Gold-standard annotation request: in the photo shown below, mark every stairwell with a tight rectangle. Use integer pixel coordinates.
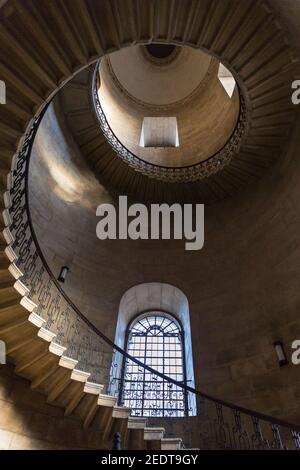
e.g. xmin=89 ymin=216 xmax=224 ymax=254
xmin=0 ymin=0 xmax=300 ymax=451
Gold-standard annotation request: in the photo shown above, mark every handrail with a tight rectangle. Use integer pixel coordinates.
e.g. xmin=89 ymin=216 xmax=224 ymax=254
xmin=8 ymin=64 xmax=300 ymax=438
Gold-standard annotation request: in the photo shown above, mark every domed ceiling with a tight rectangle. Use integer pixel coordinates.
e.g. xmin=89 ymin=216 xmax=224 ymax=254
xmin=106 ymin=44 xmax=213 ymax=107
xmin=97 ymin=45 xmax=240 ymax=169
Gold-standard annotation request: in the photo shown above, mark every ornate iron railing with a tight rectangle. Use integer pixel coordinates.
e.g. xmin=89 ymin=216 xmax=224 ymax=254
xmin=8 ymin=110 xmax=113 ymax=386
xmin=92 ymin=61 xmax=248 ymax=183
xmin=4 ymin=76 xmax=300 ymax=450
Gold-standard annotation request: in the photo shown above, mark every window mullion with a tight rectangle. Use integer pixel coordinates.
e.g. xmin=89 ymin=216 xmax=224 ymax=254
xmin=141 ymin=333 xmax=147 ymax=415
xmin=163 ymin=331 xmax=165 ymax=417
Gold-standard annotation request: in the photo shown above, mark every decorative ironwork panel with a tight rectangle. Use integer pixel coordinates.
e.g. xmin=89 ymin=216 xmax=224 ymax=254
xmin=121 ymin=314 xmax=186 ymax=417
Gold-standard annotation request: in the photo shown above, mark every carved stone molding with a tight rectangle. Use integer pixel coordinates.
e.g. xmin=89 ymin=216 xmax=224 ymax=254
xmin=140 ymin=44 xmax=181 ymax=66
xmin=102 ymin=53 xmax=219 ymax=112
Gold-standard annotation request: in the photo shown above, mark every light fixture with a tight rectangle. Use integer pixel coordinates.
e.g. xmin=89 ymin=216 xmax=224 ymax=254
xmin=58 ymin=266 xmax=69 ymax=283
xmin=273 ymin=341 xmax=288 ymax=367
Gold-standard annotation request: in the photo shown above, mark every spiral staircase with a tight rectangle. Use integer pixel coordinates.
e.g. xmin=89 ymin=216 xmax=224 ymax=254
xmin=1 ymin=0 xmax=300 ymax=450
xmin=59 ymin=50 xmax=296 ymax=204
xmin=0 ymin=185 xmax=185 ymax=450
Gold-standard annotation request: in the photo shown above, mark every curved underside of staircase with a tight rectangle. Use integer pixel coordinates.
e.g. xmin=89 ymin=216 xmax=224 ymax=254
xmin=0 ymin=0 xmax=299 ymax=203
xmin=0 ymin=0 xmax=300 ymax=450
xmin=59 ymin=48 xmax=297 ymax=204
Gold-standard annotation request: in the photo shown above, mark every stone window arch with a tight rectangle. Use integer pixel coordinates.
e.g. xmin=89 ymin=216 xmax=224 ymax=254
xmin=110 ymin=283 xmax=196 ymax=416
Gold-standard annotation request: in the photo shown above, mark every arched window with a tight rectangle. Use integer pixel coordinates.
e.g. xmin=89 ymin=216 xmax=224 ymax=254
xmin=120 ymin=312 xmax=187 ymax=417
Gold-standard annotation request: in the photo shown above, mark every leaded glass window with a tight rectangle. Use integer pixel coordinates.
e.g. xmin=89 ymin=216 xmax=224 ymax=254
xmin=120 ymin=313 xmax=187 ymax=417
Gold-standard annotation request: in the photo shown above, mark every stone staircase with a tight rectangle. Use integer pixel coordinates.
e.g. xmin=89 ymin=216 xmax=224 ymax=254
xmin=0 ymin=0 xmax=299 ymax=450
xmin=0 ymin=99 xmax=188 ymax=448
xmin=0 ymin=218 xmax=185 ymax=449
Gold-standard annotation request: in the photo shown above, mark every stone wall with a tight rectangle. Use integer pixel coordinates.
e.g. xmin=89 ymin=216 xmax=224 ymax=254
xmin=28 ymin=95 xmax=300 ymax=424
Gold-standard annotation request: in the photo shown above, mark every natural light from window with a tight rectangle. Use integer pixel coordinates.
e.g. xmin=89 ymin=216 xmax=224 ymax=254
xmin=121 ymin=313 xmax=186 ymax=417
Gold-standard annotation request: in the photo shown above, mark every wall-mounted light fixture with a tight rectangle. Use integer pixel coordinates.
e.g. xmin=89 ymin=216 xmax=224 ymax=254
xmin=58 ymin=266 xmax=69 ymax=283
xmin=273 ymin=341 xmax=288 ymax=367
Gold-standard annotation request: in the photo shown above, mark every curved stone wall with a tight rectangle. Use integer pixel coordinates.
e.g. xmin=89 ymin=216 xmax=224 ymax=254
xmin=28 ymin=100 xmax=115 ymax=339
xmin=29 ymin=91 xmax=300 ymax=423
